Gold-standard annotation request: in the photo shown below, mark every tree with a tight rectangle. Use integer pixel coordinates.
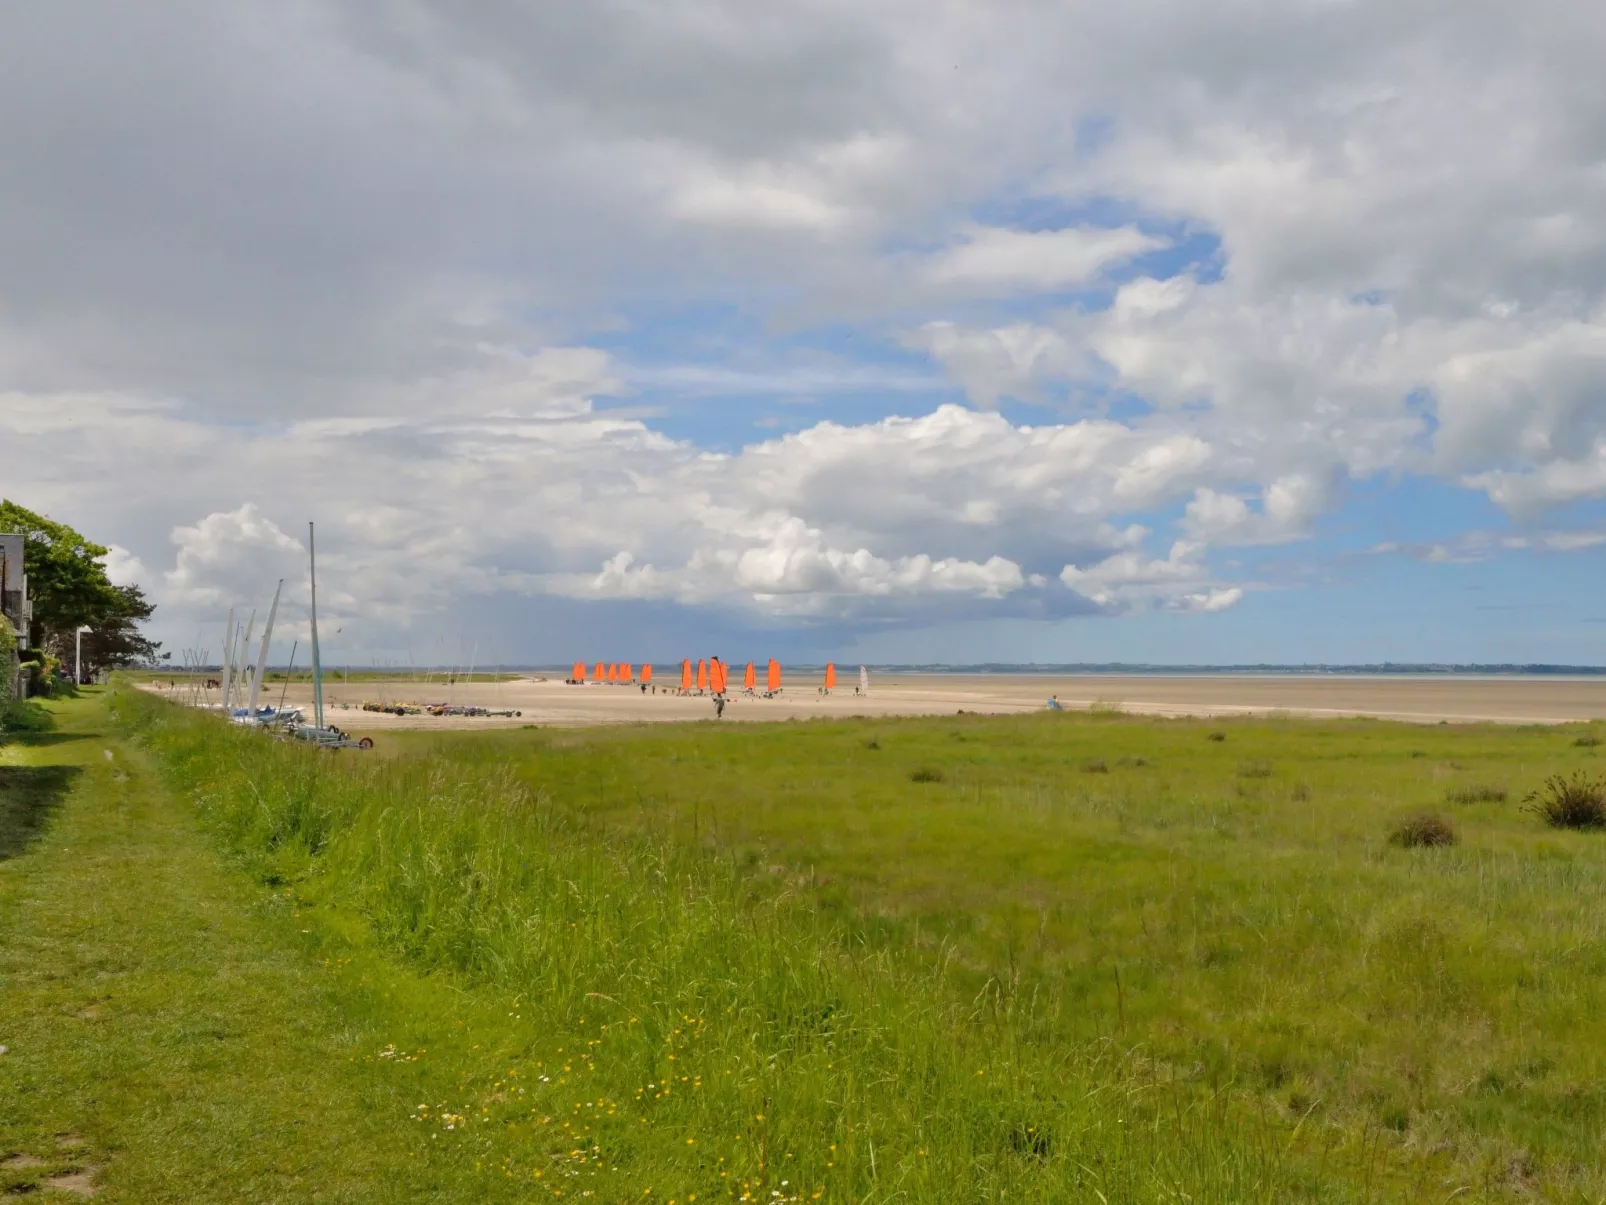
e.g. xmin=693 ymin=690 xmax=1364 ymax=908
xmin=80 ymin=585 xmax=166 ymax=675
xmin=0 ymin=500 xmax=160 ymax=678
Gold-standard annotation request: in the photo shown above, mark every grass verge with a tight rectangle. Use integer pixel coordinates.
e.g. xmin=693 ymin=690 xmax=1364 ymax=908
xmin=104 ymin=684 xmax=1358 ymax=1202
xmin=3 ymin=689 xmax=599 ymax=1201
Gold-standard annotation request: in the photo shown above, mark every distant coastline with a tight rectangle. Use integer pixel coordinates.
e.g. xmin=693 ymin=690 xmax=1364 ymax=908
xmin=517 ymin=662 xmax=1606 ymax=677
xmin=846 ymin=663 xmax=1606 ymax=676
xmin=166 ymin=662 xmax=1606 ymax=676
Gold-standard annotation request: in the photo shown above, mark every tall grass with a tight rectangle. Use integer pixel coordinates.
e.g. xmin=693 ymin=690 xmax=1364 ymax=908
xmin=117 ymin=687 xmax=1319 ymax=1202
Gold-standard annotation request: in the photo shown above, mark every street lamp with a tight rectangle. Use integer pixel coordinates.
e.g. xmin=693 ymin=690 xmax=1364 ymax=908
xmin=75 ymin=625 xmax=92 ymax=686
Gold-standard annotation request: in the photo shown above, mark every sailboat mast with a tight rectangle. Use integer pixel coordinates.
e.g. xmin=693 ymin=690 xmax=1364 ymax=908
xmin=235 ymin=611 xmax=256 ymax=712
xmin=247 ymin=580 xmax=282 ymax=716
xmin=277 ymin=640 xmax=299 ymax=714
xmin=219 ymin=607 xmax=236 ymax=711
xmin=309 ymin=522 xmax=324 ymax=730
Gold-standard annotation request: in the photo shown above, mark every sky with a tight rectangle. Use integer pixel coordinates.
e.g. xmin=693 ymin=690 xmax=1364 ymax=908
xmin=3 ymin=1 xmax=1605 ymax=668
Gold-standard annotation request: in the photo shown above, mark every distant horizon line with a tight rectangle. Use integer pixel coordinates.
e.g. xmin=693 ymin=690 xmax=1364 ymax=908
xmin=157 ymin=661 xmax=1606 ymax=675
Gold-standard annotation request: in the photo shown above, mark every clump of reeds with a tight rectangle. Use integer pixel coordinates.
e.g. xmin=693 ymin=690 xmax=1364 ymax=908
xmin=1524 ymin=773 xmax=1606 ymax=829
xmin=1445 ymin=784 xmax=1507 ymax=804
xmin=1389 ymin=813 xmax=1458 ymax=848
xmin=909 ymin=766 xmax=944 ymax=783
xmin=1008 ymin=1124 xmax=1052 ymax=1159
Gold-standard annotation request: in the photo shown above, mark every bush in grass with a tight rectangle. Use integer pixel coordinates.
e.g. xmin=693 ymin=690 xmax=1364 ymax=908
xmin=0 ymin=699 xmax=54 ymax=736
xmin=1575 ymin=735 xmax=1602 ymax=748
xmin=1524 ymin=773 xmax=1606 ymax=830
xmin=1390 ymin=813 xmax=1458 ymax=848
xmin=0 ymin=614 xmax=12 ymax=700
xmin=909 ymin=766 xmax=944 ymax=783
xmin=1446 ymin=784 xmax=1508 ymax=804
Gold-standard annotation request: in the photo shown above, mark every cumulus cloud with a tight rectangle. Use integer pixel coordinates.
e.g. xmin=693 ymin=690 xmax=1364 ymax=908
xmin=555 ymin=518 xmax=1033 ymax=618
xmin=165 ymin=505 xmax=306 ymax=610
xmin=1059 ymin=540 xmax=1241 ymax=613
xmin=1183 ymin=473 xmax=1337 ymax=545
xmin=101 ymin=545 xmax=147 ymax=588
xmin=923 ymin=225 xmax=1163 ymax=294
xmin=908 ymin=322 xmax=1081 ymax=408
xmin=0 ymin=380 xmax=1229 ymax=645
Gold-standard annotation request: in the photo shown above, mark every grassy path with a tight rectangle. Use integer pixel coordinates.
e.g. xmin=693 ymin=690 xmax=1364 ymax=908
xmin=0 ymin=691 xmax=516 ymax=1202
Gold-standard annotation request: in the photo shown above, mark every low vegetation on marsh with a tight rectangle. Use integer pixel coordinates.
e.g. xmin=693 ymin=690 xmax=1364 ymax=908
xmin=1523 ymin=771 xmax=1606 ymax=829
xmin=94 ymin=688 xmax=1606 ymax=1198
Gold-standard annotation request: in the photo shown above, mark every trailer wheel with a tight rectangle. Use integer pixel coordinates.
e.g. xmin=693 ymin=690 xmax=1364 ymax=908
xmin=359 ymin=737 xmax=375 ymax=750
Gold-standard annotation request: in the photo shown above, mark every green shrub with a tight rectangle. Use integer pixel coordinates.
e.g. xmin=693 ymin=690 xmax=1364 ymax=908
xmin=0 ymin=699 xmax=53 ymax=735
xmin=0 ymin=614 xmax=13 ymax=701
xmin=1389 ymin=813 xmax=1457 ymax=848
xmin=1524 ymin=773 xmax=1606 ymax=830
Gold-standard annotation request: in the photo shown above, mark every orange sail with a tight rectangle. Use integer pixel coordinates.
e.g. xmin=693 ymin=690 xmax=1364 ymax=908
xmin=623 ymin=663 xmax=634 ymax=683
xmin=605 ymin=663 xmax=615 ymax=682
xmin=593 ymin=661 xmax=605 ymax=682
xmin=824 ymin=662 xmax=837 ymax=689
xmin=572 ymin=661 xmax=585 ymax=681
xmin=697 ymin=659 xmax=709 ymax=691
xmin=743 ymin=661 xmax=755 ymax=690
xmin=766 ymin=659 xmax=780 ymax=692
xmin=642 ymin=664 xmax=653 ymax=684
xmin=680 ymin=659 xmax=692 ymax=690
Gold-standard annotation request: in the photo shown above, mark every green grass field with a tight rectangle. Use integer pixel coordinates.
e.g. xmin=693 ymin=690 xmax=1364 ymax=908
xmin=5 ymin=687 xmax=1605 ymax=1201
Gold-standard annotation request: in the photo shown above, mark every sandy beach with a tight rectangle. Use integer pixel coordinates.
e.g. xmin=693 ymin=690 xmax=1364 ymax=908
xmin=143 ymin=672 xmax=1606 ymax=731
